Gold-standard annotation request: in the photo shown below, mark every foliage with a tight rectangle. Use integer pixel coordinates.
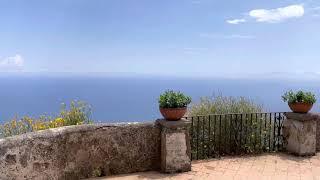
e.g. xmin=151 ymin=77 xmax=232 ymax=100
xmin=282 ymin=90 xmax=316 ymax=104
xmin=188 ymin=94 xmax=264 ymax=116
xmin=0 ymin=100 xmax=92 ymax=138
xmin=188 ymin=94 xmax=272 ymax=157
xmin=59 ymin=101 xmax=92 ymax=126
xmin=190 ymin=113 xmax=283 ymax=159
xmin=92 ymin=168 xmax=103 ymax=177
xmin=159 ymin=90 xmax=192 ymax=108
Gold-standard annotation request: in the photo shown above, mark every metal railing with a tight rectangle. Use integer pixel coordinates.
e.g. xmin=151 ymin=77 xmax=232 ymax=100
xmin=186 ymin=112 xmax=285 ymax=160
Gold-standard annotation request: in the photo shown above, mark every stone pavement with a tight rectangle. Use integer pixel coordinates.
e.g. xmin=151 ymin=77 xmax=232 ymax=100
xmin=91 ymin=152 xmax=320 ymax=180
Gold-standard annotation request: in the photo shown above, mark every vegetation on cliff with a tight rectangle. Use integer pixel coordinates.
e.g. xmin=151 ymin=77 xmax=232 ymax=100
xmin=188 ymin=93 xmax=264 ymax=116
xmin=0 ymin=100 xmax=92 ymax=138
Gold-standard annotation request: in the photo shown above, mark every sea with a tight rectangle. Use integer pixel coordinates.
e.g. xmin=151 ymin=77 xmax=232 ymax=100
xmin=0 ymin=74 xmax=320 ymax=123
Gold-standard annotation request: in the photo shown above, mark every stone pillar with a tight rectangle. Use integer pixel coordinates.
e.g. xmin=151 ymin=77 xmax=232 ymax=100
xmin=283 ymin=112 xmax=320 ymax=156
xmin=317 ymin=116 xmax=320 ymax=151
xmin=156 ymin=118 xmax=191 ymax=173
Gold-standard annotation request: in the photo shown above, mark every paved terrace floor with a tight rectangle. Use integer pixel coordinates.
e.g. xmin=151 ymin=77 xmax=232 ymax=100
xmin=92 ymin=152 xmax=320 ymax=180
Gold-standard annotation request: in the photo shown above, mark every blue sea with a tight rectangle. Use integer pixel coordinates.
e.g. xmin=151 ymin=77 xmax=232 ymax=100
xmin=0 ymin=74 xmax=320 ymax=123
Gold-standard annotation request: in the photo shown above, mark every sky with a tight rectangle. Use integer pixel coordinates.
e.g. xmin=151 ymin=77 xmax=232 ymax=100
xmin=0 ymin=0 xmax=320 ymax=77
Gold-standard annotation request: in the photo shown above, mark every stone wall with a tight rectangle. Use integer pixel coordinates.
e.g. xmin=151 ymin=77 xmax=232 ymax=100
xmin=0 ymin=122 xmax=161 ymax=180
xmin=317 ymin=119 xmax=320 ymax=151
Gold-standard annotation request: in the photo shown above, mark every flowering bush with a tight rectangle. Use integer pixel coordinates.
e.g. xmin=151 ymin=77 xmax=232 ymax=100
xmin=0 ymin=100 xmax=92 ymax=138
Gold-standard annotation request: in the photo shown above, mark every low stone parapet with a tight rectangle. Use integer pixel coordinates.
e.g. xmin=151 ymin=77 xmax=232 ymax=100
xmin=0 ymin=123 xmax=161 ymax=179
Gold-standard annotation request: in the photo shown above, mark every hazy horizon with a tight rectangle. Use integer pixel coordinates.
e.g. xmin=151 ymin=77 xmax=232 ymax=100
xmin=2 ymin=71 xmax=320 ymax=81
xmin=1 ymin=75 xmax=319 ymax=123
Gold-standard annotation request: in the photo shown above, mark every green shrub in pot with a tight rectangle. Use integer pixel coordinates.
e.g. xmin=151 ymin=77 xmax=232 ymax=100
xmin=282 ymin=90 xmax=316 ymax=113
xmin=159 ymin=90 xmax=191 ymax=120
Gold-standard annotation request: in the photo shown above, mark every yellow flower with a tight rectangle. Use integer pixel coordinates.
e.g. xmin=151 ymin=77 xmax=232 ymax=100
xmin=50 ymin=118 xmax=65 ymax=128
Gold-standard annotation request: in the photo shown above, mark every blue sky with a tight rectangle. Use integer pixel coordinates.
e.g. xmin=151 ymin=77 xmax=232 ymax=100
xmin=0 ymin=0 xmax=320 ymax=77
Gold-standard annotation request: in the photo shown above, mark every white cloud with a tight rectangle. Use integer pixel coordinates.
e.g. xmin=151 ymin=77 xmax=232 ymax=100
xmin=227 ymin=4 xmax=305 ymax=24
xmin=226 ymin=19 xmax=246 ymax=24
xmin=249 ymin=4 xmax=304 ymax=23
xmin=0 ymin=54 xmax=24 ymax=71
xmin=200 ymin=33 xmax=255 ymax=39
xmin=182 ymin=47 xmax=209 ymax=54
xmin=226 ymin=34 xmax=255 ymax=39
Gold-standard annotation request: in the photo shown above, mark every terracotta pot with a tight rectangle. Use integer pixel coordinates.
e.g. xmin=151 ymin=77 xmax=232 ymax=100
xmin=288 ymin=103 xmax=313 ymax=113
xmin=159 ymin=107 xmax=187 ymax=121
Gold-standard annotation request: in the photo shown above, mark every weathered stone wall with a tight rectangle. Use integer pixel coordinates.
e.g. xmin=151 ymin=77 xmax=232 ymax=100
xmin=317 ymin=119 xmax=320 ymax=151
xmin=0 ymin=122 xmax=161 ymax=180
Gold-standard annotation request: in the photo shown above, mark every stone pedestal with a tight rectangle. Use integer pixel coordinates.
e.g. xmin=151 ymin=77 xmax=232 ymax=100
xmin=283 ymin=112 xmax=319 ymax=156
xmin=156 ymin=119 xmax=191 ymax=173
xmin=316 ymin=114 xmax=320 ymax=151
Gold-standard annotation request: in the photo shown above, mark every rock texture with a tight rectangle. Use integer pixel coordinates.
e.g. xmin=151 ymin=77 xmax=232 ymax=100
xmin=316 ymin=116 xmax=320 ymax=151
xmin=283 ymin=112 xmax=319 ymax=156
xmin=156 ymin=119 xmax=191 ymax=173
xmin=0 ymin=122 xmax=161 ymax=180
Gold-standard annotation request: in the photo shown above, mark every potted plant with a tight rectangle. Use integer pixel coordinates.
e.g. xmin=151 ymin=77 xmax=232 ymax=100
xmin=282 ymin=90 xmax=316 ymax=113
xmin=159 ymin=90 xmax=192 ymax=121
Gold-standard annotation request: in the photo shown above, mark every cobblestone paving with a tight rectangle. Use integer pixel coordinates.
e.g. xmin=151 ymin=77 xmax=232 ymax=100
xmin=93 ymin=153 xmax=320 ymax=180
